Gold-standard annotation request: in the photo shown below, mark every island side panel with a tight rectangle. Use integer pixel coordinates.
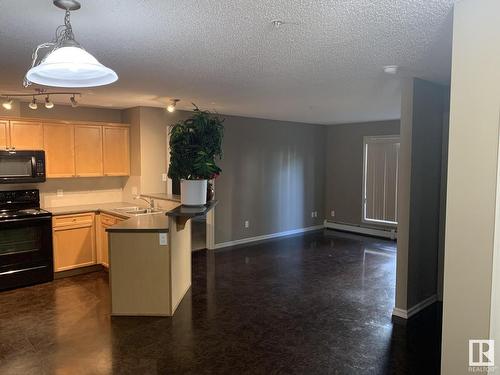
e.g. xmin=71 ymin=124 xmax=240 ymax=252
xmin=109 ymin=232 xmax=171 ymax=316
xmin=169 ymin=216 xmax=192 ymax=314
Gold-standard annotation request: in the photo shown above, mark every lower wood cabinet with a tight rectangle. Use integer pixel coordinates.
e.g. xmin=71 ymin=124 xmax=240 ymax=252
xmin=97 ymin=213 xmax=125 ymax=268
xmin=53 ymin=213 xmax=96 ymax=272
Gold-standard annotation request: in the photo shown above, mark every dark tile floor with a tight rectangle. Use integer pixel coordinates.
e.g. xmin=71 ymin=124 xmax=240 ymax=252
xmin=0 ymin=230 xmax=441 ymax=374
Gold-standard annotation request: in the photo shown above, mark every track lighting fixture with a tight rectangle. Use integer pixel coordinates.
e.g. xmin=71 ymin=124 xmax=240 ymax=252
xmin=70 ymin=95 xmax=78 ymax=108
xmin=29 ymin=97 xmax=38 ymax=110
xmin=45 ymin=96 xmax=54 ymax=109
xmin=2 ymin=99 xmax=13 ymax=110
xmin=24 ymin=0 xmax=118 ymax=88
xmin=167 ymin=99 xmax=180 ymax=113
xmin=0 ymin=90 xmax=80 ymax=111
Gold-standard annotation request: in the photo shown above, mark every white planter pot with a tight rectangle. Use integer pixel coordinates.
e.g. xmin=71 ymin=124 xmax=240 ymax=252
xmin=180 ymin=179 xmax=207 ymax=206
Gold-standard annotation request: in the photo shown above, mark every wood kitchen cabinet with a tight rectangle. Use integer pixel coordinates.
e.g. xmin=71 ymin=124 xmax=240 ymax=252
xmin=9 ymin=121 xmax=43 ymax=150
xmin=74 ymin=125 xmax=103 ymax=177
xmin=43 ymin=123 xmax=75 ymax=178
xmin=52 ymin=213 xmax=96 ymax=272
xmin=0 ymin=117 xmax=130 ymax=178
xmin=97 ymin=213 xmax=125 ymax=267
xmin=0 ymin=121 xmax=9 ymax=149
xmin=103 ymin=126 xmax=130 ymax=176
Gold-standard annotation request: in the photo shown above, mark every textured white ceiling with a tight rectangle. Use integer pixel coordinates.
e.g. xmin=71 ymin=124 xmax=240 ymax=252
xmin=0 ymin=0 xmax=455 ymax=124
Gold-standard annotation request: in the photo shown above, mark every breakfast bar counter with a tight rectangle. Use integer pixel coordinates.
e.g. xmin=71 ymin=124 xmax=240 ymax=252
xmin=107 ymin=201 xmax=217 ymax=317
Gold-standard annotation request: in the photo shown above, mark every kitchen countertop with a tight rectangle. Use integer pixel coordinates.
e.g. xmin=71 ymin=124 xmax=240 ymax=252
xmin=45 ymin=200 xmax=216 ymax=233
xmin=45 ymin=202 xmax=171 ymax=232
xmin=45 ymin=202 xmax=138 ymax=219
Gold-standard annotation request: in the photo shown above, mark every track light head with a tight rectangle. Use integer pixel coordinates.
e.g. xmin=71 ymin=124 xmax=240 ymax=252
xmin=70 ymin=95 xmax=78 ymax=108
xmin=2 ymin=99 xmax=13 ymax=110
xmin=167 ymin=99 xmax=180 ymax=113
xmin=45 ymin=96 xmax=54 ymax=109
xmin=29 ymin=97 xmax=38 ymax=110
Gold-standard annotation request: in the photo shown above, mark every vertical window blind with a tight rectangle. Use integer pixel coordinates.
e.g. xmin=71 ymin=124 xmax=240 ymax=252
xmin=362 ymin=136 xmax=400 ymax=225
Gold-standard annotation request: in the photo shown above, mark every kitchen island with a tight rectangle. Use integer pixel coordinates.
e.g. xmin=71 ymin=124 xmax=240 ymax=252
xmin=106 ymin=201 xmax=217 ymax=317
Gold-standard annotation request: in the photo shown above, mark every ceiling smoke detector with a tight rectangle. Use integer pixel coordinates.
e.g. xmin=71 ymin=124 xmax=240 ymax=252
xmin=271 ymin=20 xmax=285 ymax=28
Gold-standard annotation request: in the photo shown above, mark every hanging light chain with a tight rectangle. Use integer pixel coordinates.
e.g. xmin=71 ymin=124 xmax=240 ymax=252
xmin=24 ymin=10 xmax=78 ymax=87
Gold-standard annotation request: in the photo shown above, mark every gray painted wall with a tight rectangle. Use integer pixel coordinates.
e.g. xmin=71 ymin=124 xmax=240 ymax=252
xmin=396 ymin=78 xmax=447 ymax=311
xmin=214 ymin=115 xmax=326 ymax=244
xmin=324 ymin=120 xmax=400 ymax=228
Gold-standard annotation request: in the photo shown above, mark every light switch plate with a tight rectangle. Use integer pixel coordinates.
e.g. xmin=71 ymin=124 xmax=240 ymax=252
xmin=131 ymin=186 xmax=138 ymax=196
xmin=159 ymin=233 xmax=168 ymax=246
xmin=162 ymin=173 xmax=168 ymax=182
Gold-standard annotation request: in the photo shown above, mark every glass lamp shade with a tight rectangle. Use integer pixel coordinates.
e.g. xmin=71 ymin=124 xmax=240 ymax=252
xmin=26 ymin=46 xmax=118 ymax=88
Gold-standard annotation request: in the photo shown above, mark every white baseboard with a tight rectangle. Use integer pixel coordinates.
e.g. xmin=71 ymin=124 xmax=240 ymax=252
xmin=214 ymin=225 xmax=324 ymax=249
xmin=392 ymin=294 xmax=438 ymax=319
xmin=324 ymin=221 xmax=397 ymax=240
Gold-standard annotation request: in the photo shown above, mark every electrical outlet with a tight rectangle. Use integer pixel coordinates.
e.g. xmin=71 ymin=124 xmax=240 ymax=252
xmin=244 ymin=220 xmax=250 ymax=228
xmin=162 ymin=173 xmax=168 ymax=182
xmin=159 ymin=233 xmax=168 ymax=246
xmin=331 ymin=210 xmax=335 ymax=218
xmin=57 ymin=189 xmax=63 ymax=197
xmin=311 ymin=211 xmax=315 ymax=218
xmin=313 ymin=211 xmax=318 ymax=218
xmin=131 ymin=186 xmax=138 ymax=196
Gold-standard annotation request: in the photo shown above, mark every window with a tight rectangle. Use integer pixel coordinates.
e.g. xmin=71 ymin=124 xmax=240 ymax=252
xmin=362 ymin=135 xmax=400 ymax=226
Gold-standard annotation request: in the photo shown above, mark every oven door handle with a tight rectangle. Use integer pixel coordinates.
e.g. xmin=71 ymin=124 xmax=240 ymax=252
xmin=0 ymin=216 xmax=52 ymax=224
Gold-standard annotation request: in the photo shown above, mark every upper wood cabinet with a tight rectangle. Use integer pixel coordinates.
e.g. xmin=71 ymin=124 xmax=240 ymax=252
xmin=0 ymin=121 xmax=9 ymax=149
xmin=43 ymin=123 xmax=75 ymax=178
xmin=74 ymin=125 xmax=103 ymax=177
xmin=0 ymin=118 xmax=130 ymax=178
xmin=9 ymin=121 xmax=43 ymax=150
xmin=103 ymin=126 xmax=130 ymax=176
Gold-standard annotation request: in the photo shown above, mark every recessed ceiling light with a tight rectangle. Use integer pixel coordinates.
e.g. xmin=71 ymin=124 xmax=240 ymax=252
xmin=383 ymin=65 xmax=400 ymax=75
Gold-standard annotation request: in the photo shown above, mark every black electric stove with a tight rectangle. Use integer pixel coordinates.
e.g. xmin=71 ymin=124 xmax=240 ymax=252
xmin=0 ymin=190 xmax=53 ymax=291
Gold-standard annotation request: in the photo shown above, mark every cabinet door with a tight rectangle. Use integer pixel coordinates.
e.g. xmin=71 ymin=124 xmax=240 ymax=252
xmin=98 ymin=214 xmax=124 ymax=267
xmin=53 ymin=217 xmax=96 ymax=272
xmin=0 ymin=121 xmax=9 ymax=149
xmin=43 ymin=123 xmax=75 ymax=178
xmin=74 ymin=125 xmax=103 ymax=177
xmin=9 ymin=121 xmax=43 ymax=149
xmin=103 ymin=126 xmax=130 ymax=176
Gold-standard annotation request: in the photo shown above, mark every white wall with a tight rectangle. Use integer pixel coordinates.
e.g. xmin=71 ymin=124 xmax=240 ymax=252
xmin=441 ymin=0 xmax=500 ymax=373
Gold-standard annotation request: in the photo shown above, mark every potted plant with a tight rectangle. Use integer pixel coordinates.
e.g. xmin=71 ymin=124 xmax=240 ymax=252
xmin=168 ymin=105 xmax=224 ymax=206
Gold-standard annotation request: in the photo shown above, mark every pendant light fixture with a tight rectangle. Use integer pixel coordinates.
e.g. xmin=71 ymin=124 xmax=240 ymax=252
xmin=24 ymin=0 xmax=118 ymax=88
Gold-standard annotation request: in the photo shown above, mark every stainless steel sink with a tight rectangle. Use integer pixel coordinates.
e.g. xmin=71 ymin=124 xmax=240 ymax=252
xmin=113 ymin=206 xmax=164 ymax=216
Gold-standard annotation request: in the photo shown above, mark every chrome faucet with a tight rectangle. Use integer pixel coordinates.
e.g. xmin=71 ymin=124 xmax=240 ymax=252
xmin=134 ymin=196 xmax=155 ymax=209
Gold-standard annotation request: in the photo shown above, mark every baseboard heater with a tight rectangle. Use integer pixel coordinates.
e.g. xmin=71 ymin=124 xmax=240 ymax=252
xmin=324 ymin=221 xmax=397 ymax=240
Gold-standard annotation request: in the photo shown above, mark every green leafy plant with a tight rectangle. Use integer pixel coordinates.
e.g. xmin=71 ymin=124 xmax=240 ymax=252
xmin=168 ymin=105 xmax=224 ymax=180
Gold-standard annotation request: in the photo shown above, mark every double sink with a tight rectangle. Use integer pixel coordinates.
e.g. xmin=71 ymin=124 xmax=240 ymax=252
xmin=112 ymin=206 xmax=164 ymax=216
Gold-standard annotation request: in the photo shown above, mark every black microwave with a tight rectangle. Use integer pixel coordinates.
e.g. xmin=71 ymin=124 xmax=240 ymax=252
xmin=0 ymin=150 xmax=46 ymax=184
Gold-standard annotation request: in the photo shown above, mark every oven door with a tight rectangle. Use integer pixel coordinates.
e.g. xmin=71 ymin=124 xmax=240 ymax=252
xmin=0 ymin=216 xmax=53 ymax=290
